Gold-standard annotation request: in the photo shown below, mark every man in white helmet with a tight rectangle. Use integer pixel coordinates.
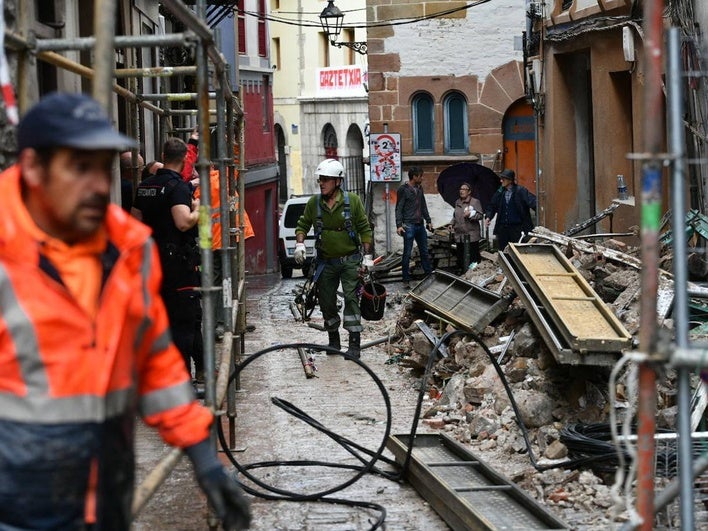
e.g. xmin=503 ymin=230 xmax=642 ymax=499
xmin=294 ymin=158 xmax=373 ymax=358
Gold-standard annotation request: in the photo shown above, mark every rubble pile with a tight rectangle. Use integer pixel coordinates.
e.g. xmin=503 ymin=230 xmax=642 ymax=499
xmin=367 ymin=233 xmax=695 ymax=529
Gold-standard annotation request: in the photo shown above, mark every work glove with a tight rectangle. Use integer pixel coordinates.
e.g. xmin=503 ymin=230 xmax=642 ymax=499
xmin=186 ymin=440 xmax=252 ymax=530
xmin=294 ymin=242 xmax=307 ymax=265
xmin=362 ymin=254 xmax=375 ymax=268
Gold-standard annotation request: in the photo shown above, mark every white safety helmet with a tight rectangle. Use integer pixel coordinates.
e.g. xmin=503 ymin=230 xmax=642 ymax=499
xmin=316 ymin=158 xmax=345 ymax=179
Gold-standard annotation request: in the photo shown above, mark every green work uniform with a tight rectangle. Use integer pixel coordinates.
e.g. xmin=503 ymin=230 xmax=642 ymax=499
xmin=296 ymin=190 xmax=372 ymax=332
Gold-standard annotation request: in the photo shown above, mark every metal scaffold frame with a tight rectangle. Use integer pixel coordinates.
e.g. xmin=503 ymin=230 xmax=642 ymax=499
xmin=3 ymin=0 xmax=247 ymax=522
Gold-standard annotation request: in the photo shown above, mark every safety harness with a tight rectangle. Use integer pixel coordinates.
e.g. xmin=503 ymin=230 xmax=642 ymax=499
xmin=311 ymin=191 xmax=360 ymax=281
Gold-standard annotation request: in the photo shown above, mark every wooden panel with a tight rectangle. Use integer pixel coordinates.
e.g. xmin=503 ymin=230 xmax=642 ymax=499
xmin=503 ymin=243 xmax=632 ymax=357
xmin=409 ymin=270 xmax=509 ymax=333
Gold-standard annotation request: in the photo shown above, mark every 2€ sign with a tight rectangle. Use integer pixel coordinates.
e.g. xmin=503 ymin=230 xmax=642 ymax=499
xmin=369 ymin=132 xmax=401 ymax=183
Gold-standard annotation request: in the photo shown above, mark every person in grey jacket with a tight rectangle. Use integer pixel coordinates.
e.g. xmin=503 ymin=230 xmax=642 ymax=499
xmin=395 ymin=166 xmax=433 ymax=288
xmin=449 ymin=183 xmax=483 ymax=273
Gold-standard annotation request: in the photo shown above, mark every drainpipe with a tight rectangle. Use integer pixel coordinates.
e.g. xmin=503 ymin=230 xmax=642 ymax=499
xmin=636 ymin=0 xmax=664 ymax=528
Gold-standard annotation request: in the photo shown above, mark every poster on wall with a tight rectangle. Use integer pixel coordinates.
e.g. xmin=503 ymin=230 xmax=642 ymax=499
xmin=369 ymin=132 xmax=402 ymax=182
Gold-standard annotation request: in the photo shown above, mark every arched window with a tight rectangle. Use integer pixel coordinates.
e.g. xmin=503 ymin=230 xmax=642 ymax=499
xmin=412 ymin=93 xmax=434 ymax=153
xmin=323 ymin=123 xmax=338 ymax=159
xmin=444 ymin=92 xmax=468 ymax=154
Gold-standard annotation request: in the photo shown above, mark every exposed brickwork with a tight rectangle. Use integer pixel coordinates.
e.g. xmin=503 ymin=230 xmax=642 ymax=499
xmin=479 ymin=75 xmax=514 ymax=113
xmin=392 ymin=104 xmax=410 ymax=121
xmin=367 ymin=24 xmax=394 ymax=39
xmin=469 ymin=103 xmax=504 ymax=131
xmin=425 ymin=2 xmax=468 ymax=18
xmin=368 ymin=53 xmax=402 ymax=74
xmin=471 ymin=132 xmax=505 ymax=153
xmin=490 ymin=61 xmax=525 ymax=101
xmin=366 ymin=37 xmax=386 ymax=55
xmin=377 ymin=4 xmax=425 ymax=21
xmin=368 ymin=72 xmax=385 ymax=92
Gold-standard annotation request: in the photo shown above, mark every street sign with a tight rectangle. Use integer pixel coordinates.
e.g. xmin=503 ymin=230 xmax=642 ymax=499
xmin=369 ymin=132 xmax=401 ymax=182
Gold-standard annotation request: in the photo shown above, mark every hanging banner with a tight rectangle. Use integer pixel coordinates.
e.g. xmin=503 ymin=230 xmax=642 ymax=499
xmin=369 ymin=133 xmax=401 ymax=182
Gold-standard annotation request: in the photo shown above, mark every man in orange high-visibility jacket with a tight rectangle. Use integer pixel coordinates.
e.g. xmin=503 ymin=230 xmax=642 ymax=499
xmin=0 ymin=92 xmax=251 ymax=530
xmin=183 ymin=131 xmax=254 ymax=337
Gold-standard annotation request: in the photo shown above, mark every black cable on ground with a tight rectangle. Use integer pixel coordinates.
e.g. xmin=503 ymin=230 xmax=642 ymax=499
xmin=214 ymin=326 xmax=626 ymax=530
xmin=216 ymin=342 xmax=395 ymax=530
xmin=560 ymin=423 xmax=677 ymax=475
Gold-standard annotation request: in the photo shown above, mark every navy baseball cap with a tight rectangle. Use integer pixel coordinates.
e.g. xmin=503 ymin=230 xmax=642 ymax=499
xmin=17 ymin=92 xmax=137 ymax=152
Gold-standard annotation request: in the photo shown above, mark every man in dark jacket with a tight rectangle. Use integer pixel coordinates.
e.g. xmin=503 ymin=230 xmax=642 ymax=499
xmin=132 ymin=137 xmax=204 ymax=380
xmin=484 ymin=168 xmax=537 ymax=252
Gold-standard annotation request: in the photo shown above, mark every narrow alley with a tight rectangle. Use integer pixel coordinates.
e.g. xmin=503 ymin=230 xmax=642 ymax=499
xmin=133 ymin=272 xmax=449 ymax=530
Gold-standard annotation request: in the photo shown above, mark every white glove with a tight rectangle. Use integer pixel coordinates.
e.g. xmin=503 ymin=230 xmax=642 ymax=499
xmin=467 ymin=207 xmax=477 ymax=219
xmin=294 ymin=243 xmax=307 ymax=264
xmin=362 ymin=254 xmax=375 ymax=268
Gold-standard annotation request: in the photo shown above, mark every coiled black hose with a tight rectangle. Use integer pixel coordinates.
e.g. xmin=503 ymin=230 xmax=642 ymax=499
xmin=216 ymin=342 xmax=395 ymax=530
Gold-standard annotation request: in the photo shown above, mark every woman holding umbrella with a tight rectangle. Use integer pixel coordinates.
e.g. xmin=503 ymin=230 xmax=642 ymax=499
xmin=449 ymin=183 xmax=484 ymax=274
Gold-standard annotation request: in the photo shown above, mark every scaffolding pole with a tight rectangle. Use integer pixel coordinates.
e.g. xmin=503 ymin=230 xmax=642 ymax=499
xmin=113 ymin=65 xmax=197 ymax=78
xmin=636 ymin=0 xmax=665 ymax=528
xmin=34 ymin=32 xmax=194 ymax=52
xmin=667 ymin=27 xmax=695 ymax=530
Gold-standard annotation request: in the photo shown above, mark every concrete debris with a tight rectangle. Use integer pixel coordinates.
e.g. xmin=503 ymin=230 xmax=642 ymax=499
xmin=365 ymin=226 xmax=704 ymax=529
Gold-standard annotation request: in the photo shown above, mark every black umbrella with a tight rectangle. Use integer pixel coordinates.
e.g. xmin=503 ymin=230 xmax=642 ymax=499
xmin=436 ymin=162 xmax=501 ymax=212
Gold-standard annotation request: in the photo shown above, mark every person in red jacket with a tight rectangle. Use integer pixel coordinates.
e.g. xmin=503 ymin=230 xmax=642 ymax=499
xmin=0 ymin=92 xmax=251 ymax=530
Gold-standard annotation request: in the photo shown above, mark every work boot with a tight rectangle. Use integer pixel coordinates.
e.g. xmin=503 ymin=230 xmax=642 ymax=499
xmin=345 ymin=332 xmax=361 ymax=359
xmin=327 ymin=330 xmax=341 ymax=352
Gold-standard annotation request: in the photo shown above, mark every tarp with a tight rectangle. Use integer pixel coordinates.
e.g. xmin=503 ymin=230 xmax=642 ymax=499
xmin=436 ymin=162 xmax=501 ymax=212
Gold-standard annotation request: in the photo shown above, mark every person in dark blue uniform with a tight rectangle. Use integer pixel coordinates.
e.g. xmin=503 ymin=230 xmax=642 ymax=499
xmin=484 ymin=169 xmax=537 ymax=252
xmin=132 ymin=137 xmax=203 ymax=377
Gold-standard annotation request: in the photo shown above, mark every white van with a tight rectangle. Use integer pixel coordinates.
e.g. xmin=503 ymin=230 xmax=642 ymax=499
xmin=278 ymin=195 xmax=316 ymax=278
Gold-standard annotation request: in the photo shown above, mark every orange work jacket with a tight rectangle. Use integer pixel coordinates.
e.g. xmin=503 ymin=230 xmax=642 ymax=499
xmin=194 ymin=169 xmax=255 ymax=249
xmin=0 ymin=164 xmax=212 ymax=527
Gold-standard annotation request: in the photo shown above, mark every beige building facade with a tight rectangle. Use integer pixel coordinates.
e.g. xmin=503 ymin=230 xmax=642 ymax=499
xmin=270 ymin=0 xmax=368 ymax=202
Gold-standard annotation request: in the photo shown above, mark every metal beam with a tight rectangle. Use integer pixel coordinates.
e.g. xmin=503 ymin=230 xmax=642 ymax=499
xmin=35 ymin=32 xmax=195 ymax=52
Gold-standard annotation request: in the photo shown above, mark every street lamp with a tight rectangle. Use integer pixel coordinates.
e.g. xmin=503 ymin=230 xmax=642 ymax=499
xmin=319 ymin=0 xmax=367 ymax=55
